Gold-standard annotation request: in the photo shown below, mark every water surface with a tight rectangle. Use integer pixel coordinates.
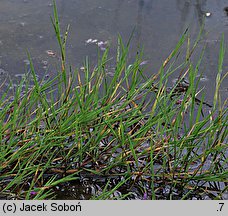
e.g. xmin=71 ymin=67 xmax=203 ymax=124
xmin=0 ymin=0 xmax=228 ymax=102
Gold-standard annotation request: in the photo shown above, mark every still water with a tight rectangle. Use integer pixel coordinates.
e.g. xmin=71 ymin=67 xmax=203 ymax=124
xmin=0 ymin=0 xmax=228 ymax=103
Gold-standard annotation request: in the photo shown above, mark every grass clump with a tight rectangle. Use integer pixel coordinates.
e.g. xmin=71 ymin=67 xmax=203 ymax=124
xmin=0 ymin=2 xmax=227 ymax=200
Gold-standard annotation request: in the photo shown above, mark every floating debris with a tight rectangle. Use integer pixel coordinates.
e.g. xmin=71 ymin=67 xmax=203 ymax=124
xmin=85 ymin=39 xmax=93 ymax=44
xmin=139 ymin=60 xmax=149 ymax=66
xmin=97 ymin=41 xmax=104 ymax=47
xmin=199 ymin=76 xmax=209 ymax=82
xmin=41 ymin=60 xmax=48 ymax=69
xmin=41 ymin=60 xmax=48 ymax=66
xmin=205 ymin=12 xmax=212 ymax=17
xmin=97 ymin=41 xmax=108 ymax=51
xmin=46 ymin=50 xmax=56 ymax=57
xmin=92 ymin=39 xmax=98 ymax=43
xmin=85 ymin=38 xmax=109 ymax=51
xmin=20 ymin=22 xmax=26 ymax=27
xmin=23 ymin=59 xmax=30 ymax=65
xmin=85 ymin=38 xmax=98 ymax=44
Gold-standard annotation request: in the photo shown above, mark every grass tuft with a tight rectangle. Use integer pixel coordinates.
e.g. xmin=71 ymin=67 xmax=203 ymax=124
xmin=0 ymin=2 xmax=227 ymax=200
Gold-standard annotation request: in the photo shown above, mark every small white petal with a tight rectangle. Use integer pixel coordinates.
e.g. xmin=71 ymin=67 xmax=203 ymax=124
xmin=97 ymin=41 xmax=104 ymax=47
xmin=86 ymin=39 xmax=93 ymax=43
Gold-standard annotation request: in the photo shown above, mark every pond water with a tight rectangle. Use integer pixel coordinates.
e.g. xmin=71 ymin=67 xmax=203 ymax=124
xmin=0 ymin=0 xmax=228 ymax=103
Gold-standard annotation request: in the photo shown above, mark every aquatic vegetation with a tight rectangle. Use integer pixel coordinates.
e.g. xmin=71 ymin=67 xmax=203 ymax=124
xmin=0 ymin=2 xmax=227 ymax=200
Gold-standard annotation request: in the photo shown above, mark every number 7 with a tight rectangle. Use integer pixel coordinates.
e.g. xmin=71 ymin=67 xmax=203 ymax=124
xmin=219 ymin=203 xmax=224 ymax=211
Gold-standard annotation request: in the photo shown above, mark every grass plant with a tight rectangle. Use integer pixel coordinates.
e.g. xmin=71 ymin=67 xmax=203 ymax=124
xmin=0 ymin=2 xmax=227 ymax=200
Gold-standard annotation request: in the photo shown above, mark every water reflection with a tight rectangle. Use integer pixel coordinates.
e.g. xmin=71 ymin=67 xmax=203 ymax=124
xmin=195 ymin=0 xmax=207 ymax=26
xmin=135 ymin=0 xmax=153 ymax=44
xmin=138 ymin=0 xmax=153 ymax=14
xmin=113 ymin=0 xmax=125 ymax=30
xmin=176 ymin=0 xmax=191 ymax=32
xmin=176 ymin=0 xmax=208 ymax=32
